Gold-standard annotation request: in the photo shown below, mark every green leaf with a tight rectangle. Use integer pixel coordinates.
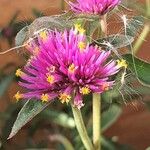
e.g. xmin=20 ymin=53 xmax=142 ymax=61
xmin=91 ymin=34 xmax=134 ymax=49
xmin=123 ymin=54 xmax=150 ymax=86
xmin=15 ymin=12 xmax=75 ymax=46
xmin=102 ymin=136 xmax=116 ymax=150
xmin=86 ymin=19 xmax=100 ymax=39
xmin=8 ymin=100 xmax=51 ymax=139
xmin=32 ymin=8 xmax=44 ymax=17
xmin=126 ymin=16 xmax=144 ymax=37
xmin=0 ymin=73 xmax=15 ymax=97
xmin=8 ymin=11 xmax=20 ymax=26
xmin=102 ymin=105 xmax=122 ymax=132
xmin=15 ymin=26 xmax=28 ymax=46
xmin=40 ymin=109 xmax=75 ymax=128
xmin=27 ymin=13 xmax=74 ymax=38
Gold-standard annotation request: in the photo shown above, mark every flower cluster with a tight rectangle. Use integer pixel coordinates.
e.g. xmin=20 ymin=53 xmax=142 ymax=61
xmin=69 ymin=0 xmax=121 ymax=15
xmin=15 ymin=25 xmax=119 ymax=109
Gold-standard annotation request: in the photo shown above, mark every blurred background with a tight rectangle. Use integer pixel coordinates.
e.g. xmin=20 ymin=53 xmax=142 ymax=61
xmin=0 ymin=0 xmax=150 ymax=150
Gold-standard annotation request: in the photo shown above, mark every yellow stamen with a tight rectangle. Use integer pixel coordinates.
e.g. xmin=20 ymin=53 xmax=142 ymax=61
xmin=102 ymin=83 xmax=109 ymax=91
xmin=74 ymin=23 xmax=81 ymax=31
xmin=47 ymin=75 xmax=55 ymax=84
xmin=15 ymin=69 xmax=24 ymax=77
xmin=40 ymin=31 xmax=47 ymax=41
xmin=41 ymin=94 xmax=49 ymax=102
xmin=78 ymin=41 xmax=86 ymax=51
xmin=117 ymin=59 xmax=128 ymax=69
xmin=14 ymin=91 xmax=23 ymax=102
xmin=59 ymin=93 xmax=71 ymax=104
xmin=80 ymin=87 xmax=91 ymax=95
xmin=78 ymin=27 xmax=85 ymax=35
xmin=68 ymin=63 xmax=76 ymax=73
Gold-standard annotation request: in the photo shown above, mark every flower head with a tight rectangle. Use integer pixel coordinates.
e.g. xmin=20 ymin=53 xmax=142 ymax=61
xmin=69 ymin=0 xmax=121 ymax=15
xmin=15 ymin=26 xmax=119 ymax=109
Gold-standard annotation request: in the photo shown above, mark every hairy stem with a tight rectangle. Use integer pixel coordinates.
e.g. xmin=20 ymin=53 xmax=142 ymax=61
xmin=146 ymin=0 xmax=150 ymax=17
xmin=71 ymin=104 xmax=94 ymax=150
xmin=93 ymin=93 xmax=101 ymax=150
xmin=100 ymin=15 xmax=107 ymax=37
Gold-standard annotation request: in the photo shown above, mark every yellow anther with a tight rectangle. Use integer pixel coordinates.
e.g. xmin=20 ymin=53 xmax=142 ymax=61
xmin=41 ymin=94 xmax=49 ymax=102
xmin=15 ymin=69 xmax=24 ymax=77
xmin=78 ymin=41 xmax=86 ymax=51
xmin=47 ymin=75 xmax=55 ymax=84
xmin=102 ymin=83 xmax=109 ymax=91
xmin=117 ymin=59 xmax=128 ymax=69
xmin=59 ymin=93 xmax=71 ymax=104
xmin=80 ymin=87 xmax=91 ymax=95
xmin=14 ymin=91 xmax=23 ymax=102
xmin=78 ymin=27 xmax=85 ymax=35
xmin=68 ymin=63 xmax=76 ymax=73
xmin=74 ymin=23 xmax=81 ymax=31
xmin=39 ymin=31 xmax=47 ymax=41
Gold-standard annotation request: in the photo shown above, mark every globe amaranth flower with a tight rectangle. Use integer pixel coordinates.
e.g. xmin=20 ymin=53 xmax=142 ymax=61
xmin=68 ymin=0 xmax=121 ymax=15
xmin=14 ymin=24 xmax=120 ymax=109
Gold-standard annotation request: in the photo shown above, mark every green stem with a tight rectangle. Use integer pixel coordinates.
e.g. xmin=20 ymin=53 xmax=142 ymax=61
xmin=71 ymin=104 xmax=94 ymax=150
xmin=146 ymin=0 xmax=150 ymax=17
xmin=92 ymin=14 xmax=108 ymax=150
xmin=93 ymin=93 xmax=101 ymax=150
xmin=100 ymin=15 xmax=107 ymax=37
xmin=61 ymin=0 xmax=65 ymax=11
xmin=133 ymin=23 xmax=150 ymax=54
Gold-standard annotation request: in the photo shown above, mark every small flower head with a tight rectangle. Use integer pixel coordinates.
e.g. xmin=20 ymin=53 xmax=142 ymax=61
xmin=78 ymin=41 xmax=86 ymax=51
xmin=14 ymin=91 xmax=23 ymax=102
xmin=69 ymin=0 xmax=121 ymax=15
xmin=80 ymin=87 xmax=91 ymax=95
xmin=117 ymin=59 xmax=128 ymax=69
xmin=41 ymin=94 xmax=49 ymax=102
xmin=47 ymin=75 xmax=55 ymax=84
xmin=59 ymin=93 xmax=71 ymax=104
xmin=15 ymin=69 xmax=24 ymax=77
xmin=16 ymin=27 xmax=119 ymax=109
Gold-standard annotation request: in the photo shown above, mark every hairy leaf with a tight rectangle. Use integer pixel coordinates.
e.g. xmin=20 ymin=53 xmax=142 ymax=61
xmin=126 ymin=16 xmax=144 ymax=37
xmin=91 ymin=34 xmax=134 ymax=49
xmin=8 ymin=100 xmax=51 ymax=139
xmin=15 ymin=26 xmax=28 ymax=46
xmin=0 ymin=73 xmax=15 ymax=97
xmin=40 ymin=109 xmax=75 ymax=128
xmin=102 ymin=105 xmax=122 ymax=132
xmin=15 ymin=12 xmax=75 ymax=46
xmin=123 ymin=54 xmax=150 ymax=86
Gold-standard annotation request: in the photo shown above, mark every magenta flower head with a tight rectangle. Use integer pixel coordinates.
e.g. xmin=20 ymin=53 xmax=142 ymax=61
xmin=68 ymin=0 xmax=121 ymax=15
xmin=15 ymin=25 xmax=119 ymax=109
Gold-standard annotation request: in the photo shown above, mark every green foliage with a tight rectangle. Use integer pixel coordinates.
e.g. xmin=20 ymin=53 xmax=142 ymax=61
xmin=91 ymin=34 xmax=134 ymax=49
xmin=102 ymin=105 xmax=122 ymax=132
xmin=8 ymin=100 xmax=51 ymax=139
xmin=0 ymin=73 xmax=15 ymax=97
xmin=123 ymin=54 xmax=150 ymax=86
xmin=15 ymin=26 xmax=29 ymax=46
xmin=126 ymin=16 xmax=144 ymax=37
xmin=41 ymin=109 xmax=75 ymax=128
